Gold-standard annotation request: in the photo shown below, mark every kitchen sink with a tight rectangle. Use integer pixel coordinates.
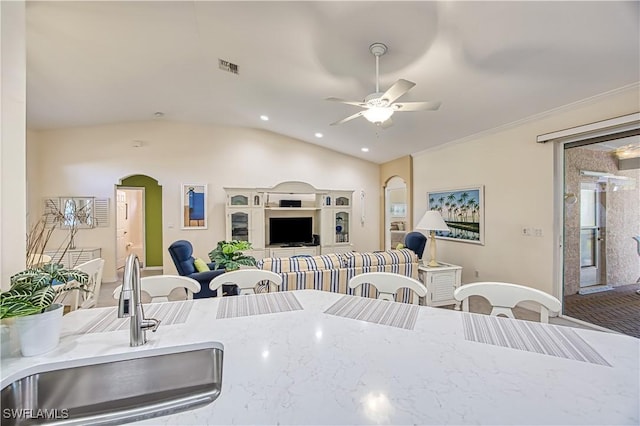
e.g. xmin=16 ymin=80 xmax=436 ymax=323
xmin=1 ymin=342 xmax=223 ymax=425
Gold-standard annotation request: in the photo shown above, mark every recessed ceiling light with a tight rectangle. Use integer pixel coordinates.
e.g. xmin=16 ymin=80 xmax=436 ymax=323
xmin=153 ymin=112 xmax=164 ymax=118
xmin=361 ymin=147 xmax=370 ymax=152
xmin=314 ymin=132 xmax=323 ymax=138
xmin=260 ymin=115 xmax=269 ymax=121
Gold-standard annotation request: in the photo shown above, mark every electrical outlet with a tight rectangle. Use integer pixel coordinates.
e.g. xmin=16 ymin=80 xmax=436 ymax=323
xmin=521 ymin=227 xmax=531 ymax=236
xmin=534 ymin=228 xmax=543 ymax=237
xmin=474 ymin=270 xmax=480 ymax=278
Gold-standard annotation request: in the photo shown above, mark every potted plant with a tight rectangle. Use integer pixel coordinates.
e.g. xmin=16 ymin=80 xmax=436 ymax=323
xmin=208 ymin=240 xmax=256 ymax=271
xmin=1 ymin=262 xmax=88 ymax=357
xmin=0 ymin=202 xmax=93 ymax=357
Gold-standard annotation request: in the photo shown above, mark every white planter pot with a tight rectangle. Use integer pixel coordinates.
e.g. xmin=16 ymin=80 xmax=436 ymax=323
xmin=14 ymin=303 xmax=64 ymax=357
xmin=1 ymin=322 xmax=13 ymax=357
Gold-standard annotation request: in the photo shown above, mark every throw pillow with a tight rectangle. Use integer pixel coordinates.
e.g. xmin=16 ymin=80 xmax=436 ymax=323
xmin=193 ymin=258 xmax=209 ymax=272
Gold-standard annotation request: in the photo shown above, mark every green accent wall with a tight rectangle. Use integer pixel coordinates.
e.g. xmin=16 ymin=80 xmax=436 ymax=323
xmin=119 ymin=175 xmax=163 ymax=267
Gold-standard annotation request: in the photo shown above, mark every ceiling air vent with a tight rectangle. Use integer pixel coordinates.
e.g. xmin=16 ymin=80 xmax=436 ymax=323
xmin=218 ymin=59 xmax=239 ymax=75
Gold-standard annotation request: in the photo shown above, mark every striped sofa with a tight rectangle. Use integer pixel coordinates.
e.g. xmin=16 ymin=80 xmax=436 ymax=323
xmin=256 ymin=249 xmax=420 ymax=303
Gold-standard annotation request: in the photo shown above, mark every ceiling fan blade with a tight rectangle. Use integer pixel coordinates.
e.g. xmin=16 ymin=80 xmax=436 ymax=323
xmin=381 ymin=79 xmax=416 ymax=104
xmin=393 ymin=101 xmax=442 ymax=112
xmin=326 ymin=97 xmax=367 ymax=107
xmin=330 ymin=111 xmax=364 ymax=126
xmin=379 ymin=118 xmax=393 ymax=129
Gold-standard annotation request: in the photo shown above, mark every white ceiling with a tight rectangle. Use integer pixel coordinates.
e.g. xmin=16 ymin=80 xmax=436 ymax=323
xmin=25 ymin=1 xmax=640 ymax=163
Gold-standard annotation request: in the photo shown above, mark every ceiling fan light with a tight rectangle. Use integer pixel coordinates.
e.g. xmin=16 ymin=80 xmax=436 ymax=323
xmin=362 ymin=107 xmax=394 ymax=124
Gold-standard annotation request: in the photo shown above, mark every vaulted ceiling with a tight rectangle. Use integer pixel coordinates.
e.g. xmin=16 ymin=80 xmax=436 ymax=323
xmin=26 ymin=1 xmax=640 ymax=163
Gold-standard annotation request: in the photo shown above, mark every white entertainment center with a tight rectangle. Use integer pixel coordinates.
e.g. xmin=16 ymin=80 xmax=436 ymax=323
xmin=224 ymin=181 xmax=353 ymax=260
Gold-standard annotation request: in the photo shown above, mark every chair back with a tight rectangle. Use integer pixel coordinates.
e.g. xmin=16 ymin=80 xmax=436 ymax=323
xmin=209 ymin=269 xmax=282 ymax=297
xmin=348 ymin=272 xmax=426 ymax=304
xmin=76 ymin=258 xmax=105 ymax=309
xmin=112 ymin=275 xmax=201 ymax=303
xmin=453 ymin=282 xmax=561 ymax=323
xmin=404 ymin=232 xmax=427 ymax=258
xmin=168 ymin=240 xmax=196 ymax=276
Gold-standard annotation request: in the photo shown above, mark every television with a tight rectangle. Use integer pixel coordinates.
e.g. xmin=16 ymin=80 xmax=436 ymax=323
xmin=269 ymin=217 xmax=312 ymax=245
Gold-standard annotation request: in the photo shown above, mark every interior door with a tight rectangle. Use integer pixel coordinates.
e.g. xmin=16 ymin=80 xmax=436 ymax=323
xmin=579 ymin=182 xmax=605 ymax=287
xmin=116 ymin=190 xmax=128 ymax=269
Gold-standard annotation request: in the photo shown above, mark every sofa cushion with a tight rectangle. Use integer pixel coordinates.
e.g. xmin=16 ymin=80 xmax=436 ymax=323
xmin=342 ymin=249 xmax=418 ymax=268
xmin=257 ymin=253 xmax=343 ymax=273
xmin=193 ymin=258 xmax=209 ymax=272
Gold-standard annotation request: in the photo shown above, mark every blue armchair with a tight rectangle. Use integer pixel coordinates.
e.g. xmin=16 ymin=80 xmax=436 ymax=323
xmin=168 ymin=240 xmax=236 ymax=298
xmin=404 ymin=232 xmax=427 ymax=259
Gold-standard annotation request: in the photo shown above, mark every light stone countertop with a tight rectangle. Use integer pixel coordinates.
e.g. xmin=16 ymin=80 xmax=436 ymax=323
xmin=1 ymin=290 xmax=638 ymax=425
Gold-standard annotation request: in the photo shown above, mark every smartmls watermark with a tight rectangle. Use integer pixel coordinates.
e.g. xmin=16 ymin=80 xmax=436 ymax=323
xmin=2 ymin=408 xmax=69 ymax=420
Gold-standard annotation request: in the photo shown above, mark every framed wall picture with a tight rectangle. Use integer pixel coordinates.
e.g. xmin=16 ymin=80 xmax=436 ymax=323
xmin=427 ymin=185 xmax=484 ymax=245
xmin=182 ymin=184 xmax=207 ymax=229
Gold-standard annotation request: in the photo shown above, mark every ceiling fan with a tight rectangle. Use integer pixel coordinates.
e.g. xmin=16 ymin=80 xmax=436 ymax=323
xmin=327 ymin=43 xmax=441 ymax=128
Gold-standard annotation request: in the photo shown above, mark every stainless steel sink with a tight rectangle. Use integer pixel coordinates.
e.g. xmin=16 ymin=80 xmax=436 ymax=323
xmin=1 ymin=342 xmax=223 ymax=425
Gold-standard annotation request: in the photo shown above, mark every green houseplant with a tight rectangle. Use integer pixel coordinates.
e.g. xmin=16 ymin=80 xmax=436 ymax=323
xmin=1 ymin=207 xmax=89 ymax=356
xmin=0 ymin=263 xmax=89 ymax=319
xmin=208 ymin=240 xmax=256 ymax=271
xmin=1 ymin=263 xmax=88 ymax=356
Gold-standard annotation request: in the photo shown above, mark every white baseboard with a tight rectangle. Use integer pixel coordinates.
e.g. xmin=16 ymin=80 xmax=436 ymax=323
xmin=143 ymin=266 xmax=163 ymax=271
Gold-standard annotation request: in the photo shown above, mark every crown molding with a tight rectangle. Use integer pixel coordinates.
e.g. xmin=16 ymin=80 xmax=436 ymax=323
xmin=412 ymin=82 xmax=640 ymax=158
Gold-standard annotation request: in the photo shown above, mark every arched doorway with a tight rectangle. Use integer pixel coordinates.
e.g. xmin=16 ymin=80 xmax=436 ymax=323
xmin=384 ymin=176 xmax=408 ymax=250
xmin=116 ymin=175 xmax=163 ymax=270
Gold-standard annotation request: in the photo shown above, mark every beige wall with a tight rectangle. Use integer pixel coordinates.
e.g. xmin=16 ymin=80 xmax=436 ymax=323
xmin=28 ymin=121 xmax=380 ymax=282
xmin=564 ymin=147 xmax=640 ymax=294
xmin=1 ymin=1 xmax=27 ymax=288
xmin=413 ymin=86 xmax=639 ymax=296
xmin=380 ymin=156 xmax=412 ymax=249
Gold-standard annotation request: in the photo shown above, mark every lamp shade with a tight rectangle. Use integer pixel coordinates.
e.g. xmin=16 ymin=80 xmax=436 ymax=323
xmin=416 ymin=210 xmax=449 ymax=232
xmin=362 ymin=107 xmax=394 ymax=124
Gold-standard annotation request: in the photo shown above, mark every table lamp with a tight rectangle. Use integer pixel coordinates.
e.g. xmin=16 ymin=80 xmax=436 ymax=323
xmin=416 ymin=210 xmax=449 ymax=267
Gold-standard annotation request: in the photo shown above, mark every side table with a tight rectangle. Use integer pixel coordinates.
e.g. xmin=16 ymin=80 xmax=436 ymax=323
xmin=418 ymin=262 xmax=463 ymax=309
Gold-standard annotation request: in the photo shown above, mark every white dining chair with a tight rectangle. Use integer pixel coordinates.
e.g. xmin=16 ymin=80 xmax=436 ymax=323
xmin=53 ymin=258 xmax=105 ymax=312
xmin=348 ymin=272 xmax=427 ymax=305
xmin=453 ymin=282 xmax=561 ymax=323
xmin=75 ymin=258 xmax=105 ymax=309
xmin=209 ymin=270 xmax=282 ymax=297
xmin=113 ymin=275 xmax=201 ymax=303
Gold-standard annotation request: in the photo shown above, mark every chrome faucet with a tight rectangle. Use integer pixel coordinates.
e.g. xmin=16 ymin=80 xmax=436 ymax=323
xmin=118 ymin=254 xmax=160 ymax=346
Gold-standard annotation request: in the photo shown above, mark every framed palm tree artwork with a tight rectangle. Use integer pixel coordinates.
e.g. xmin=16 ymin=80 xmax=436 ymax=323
xmin=182 ymin=184 xmax=207 ymax=229
xmin=427 ymin=185 xmax=484 ymax=245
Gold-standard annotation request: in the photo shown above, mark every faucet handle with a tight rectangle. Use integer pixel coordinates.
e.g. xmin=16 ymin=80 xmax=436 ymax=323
xmin=142 ymin=318 xmax=161 ymax=333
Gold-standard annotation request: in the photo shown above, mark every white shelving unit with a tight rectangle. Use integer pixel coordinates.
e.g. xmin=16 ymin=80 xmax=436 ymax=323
xmin=224 ymin=182 xmax=353 ymax=258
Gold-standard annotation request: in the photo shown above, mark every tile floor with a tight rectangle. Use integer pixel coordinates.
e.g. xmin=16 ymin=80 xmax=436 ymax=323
xmin=564 ymin=283 xmax=640 ymax=338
